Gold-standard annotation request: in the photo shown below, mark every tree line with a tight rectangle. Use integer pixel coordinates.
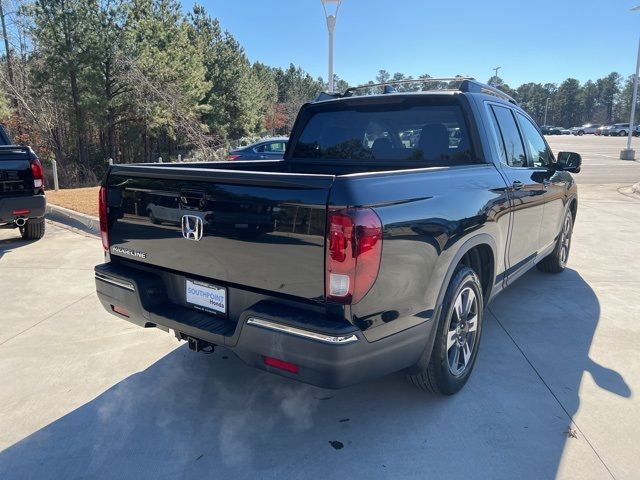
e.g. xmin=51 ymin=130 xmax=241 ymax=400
xmin=372 ymin=70 xmax=636 ymax=129
xmin=0 ymin=1 xmax=637 ymax=186
xmin=0 ymin=0 xmax=333 ymax=184
xmin=489 ymin=72 xmax=635 ymax=128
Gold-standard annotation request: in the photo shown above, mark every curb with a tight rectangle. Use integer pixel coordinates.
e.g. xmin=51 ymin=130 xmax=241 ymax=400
xmin=45 ymin=203 xmax=99 ymax=237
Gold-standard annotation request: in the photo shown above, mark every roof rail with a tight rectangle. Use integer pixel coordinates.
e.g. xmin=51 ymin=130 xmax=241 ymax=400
xmin=343 ymin=77 xmax=474 ymax=97
xmin=312 ymin=77 xmax=518 ymax=105
xmin=313 ymin=91 xmax=343 ymax=102
xmin=458 ymin=79 xmax=517 ymax=104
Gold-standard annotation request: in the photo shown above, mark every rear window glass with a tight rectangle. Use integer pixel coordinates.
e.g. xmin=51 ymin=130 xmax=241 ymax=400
xmin=291 ymin=102 xmax=475 ymax=166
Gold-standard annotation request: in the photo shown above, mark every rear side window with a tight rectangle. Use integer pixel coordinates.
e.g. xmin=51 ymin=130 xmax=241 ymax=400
xmin=490 ymin=105 xmax=526 ymax=168
xmin=266 ymin=142 xmax=286 ymax=152
xmin=291 ymin=102 xmax=475 ymax=166
xmin=256 ymin=142 xmax=285 ymax=153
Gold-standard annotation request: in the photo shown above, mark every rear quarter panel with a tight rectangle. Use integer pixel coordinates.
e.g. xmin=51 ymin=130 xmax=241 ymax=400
xmin=330 ymin=164 xmax=510 ymax=341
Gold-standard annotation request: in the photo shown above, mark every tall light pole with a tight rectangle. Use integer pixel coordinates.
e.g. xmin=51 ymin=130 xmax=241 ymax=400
xmin=621 ymin=6 xmax=640 ymax=160
xmin=492 ymin=66 xmax=501 ymax=84
xmin=320 ymin=0 xmax=343 ymax=92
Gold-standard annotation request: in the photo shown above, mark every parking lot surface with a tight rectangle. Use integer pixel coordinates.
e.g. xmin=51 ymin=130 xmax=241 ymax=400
xmin=546 ymin=135 xmax=640 ymax=184
xmin=0 ymin=136 xmax=638 ymax=479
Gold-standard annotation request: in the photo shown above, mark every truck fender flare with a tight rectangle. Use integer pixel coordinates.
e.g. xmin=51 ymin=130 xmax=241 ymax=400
xmin=435 ymin=233 xmax=498 ymax=308
xmin=405 ymin=233 xmax=498 ymax=373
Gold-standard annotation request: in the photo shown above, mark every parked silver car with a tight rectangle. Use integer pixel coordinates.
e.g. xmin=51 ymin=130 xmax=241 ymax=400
xmin=608 ymin=123 xmax=632 ymax=136
xmin=570 ymin=123 xmax=601 ymax=135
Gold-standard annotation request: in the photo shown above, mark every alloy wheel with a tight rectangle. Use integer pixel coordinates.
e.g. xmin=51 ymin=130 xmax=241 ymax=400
xmin=559 ymin=214 xmax=572 ymax=267
xmin=446 ymin=287 xmax=479 ymax=376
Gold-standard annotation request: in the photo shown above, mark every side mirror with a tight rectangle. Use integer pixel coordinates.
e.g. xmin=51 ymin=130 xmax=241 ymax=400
xmin=557 ymin=151 xmax=582 ymax=173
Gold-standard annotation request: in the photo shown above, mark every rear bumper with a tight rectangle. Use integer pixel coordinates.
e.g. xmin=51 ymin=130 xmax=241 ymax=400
xmin=0 ymin=194 xmax=46 ymax=223
xmin=94 ymin=262 xmax=435 ymax=389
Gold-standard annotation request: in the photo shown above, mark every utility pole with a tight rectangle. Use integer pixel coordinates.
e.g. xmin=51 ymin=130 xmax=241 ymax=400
xmin=321 ymin=0 xmax=343 ymax=92
xmin=621 ymin=37 xmax=640 ymax=160
xmin=492 ymin=66 xmax=501 ymax=82
xmin=621 ymin=6 xmax=640 ymax=160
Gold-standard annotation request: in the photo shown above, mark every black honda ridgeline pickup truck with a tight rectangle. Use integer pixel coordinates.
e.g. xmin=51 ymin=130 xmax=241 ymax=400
xmin=0 ymin=126 xmax=46 ymax=240
xmin=95 ymin=79 xmax=581 ymax=395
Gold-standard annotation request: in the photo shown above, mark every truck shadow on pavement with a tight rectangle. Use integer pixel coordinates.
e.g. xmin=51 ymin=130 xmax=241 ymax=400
xmin=0 ymin=233 xmax=38 ymax=261
xmin=0 ymin=269 xmax=630 ymax=479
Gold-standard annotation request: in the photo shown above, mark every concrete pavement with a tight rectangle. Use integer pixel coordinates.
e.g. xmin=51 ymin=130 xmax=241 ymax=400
xmin=0 ymin=139 xmax=639 ymax=479
xmin=546 ymin=135 xmax=640 ymax=184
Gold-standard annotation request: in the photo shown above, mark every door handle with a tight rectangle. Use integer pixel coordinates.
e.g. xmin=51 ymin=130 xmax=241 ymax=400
xmin=512 ymin=180 xmax=524 ymax=190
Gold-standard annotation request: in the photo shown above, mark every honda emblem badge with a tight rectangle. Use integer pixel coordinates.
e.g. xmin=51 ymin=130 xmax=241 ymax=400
xmin=181 ymin=215 xmax=203 ymax=241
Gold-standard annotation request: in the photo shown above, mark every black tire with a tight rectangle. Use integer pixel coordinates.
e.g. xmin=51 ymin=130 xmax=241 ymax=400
xmin=20 ymin=218 xmax=45 ymax=240
xmin=577 ymin=130 xmax=584 ymax=136
xmin=537 ymin=210 xmax=573 ymax=274
xmin=407 ymin=266 xmax=484 ymax=395
xmin=619 ymin=131 xmax=627 ymax=137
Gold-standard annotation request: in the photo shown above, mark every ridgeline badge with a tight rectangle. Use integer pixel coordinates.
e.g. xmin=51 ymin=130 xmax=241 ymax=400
xmin=111 ymin=246 xmax=147 ymax=259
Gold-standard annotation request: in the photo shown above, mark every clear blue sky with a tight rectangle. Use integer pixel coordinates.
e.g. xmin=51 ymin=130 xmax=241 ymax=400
xmin=188 ymin=0 xmax=640 ymax=88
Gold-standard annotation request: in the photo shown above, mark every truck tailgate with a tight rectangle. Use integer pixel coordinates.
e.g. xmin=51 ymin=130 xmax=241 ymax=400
xmin=105 ymin=166 xmax=334 ymax=300
xmin=0 ymin=147 xmax=33 ymax=196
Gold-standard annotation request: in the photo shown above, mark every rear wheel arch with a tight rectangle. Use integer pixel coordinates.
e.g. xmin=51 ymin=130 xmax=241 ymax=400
xmin=406 ymin=235 xmax=497 ymax=374
xmin=459 ymin=243 xmax=494 ymax=300
xmin=436 ymin=235 xmax=497 ymax=308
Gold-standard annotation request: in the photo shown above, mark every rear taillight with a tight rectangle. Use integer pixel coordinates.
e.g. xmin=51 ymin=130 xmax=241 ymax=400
xmin=30 ymin=158 xmax=44 ymax=189
xmin=99 ymin=186 xmax=109 ymax=251
xmin=228 ymin=154 xmax=240 ymax=161
xmin=326 ymin=208 xmax=382 ymax=304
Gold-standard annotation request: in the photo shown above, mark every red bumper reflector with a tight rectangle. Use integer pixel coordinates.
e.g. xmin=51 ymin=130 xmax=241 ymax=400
xmin=111 ymin=305 xmax=130 ymax=318
xmin=263 ymin=356 xmax=299 ymax=374
xmin=12 ymin=209 xmax=30 ymax=215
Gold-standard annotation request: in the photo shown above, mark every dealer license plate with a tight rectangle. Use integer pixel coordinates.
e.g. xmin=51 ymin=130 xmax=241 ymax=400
xmin=185 ymin=279 xmax=227 ymax=315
